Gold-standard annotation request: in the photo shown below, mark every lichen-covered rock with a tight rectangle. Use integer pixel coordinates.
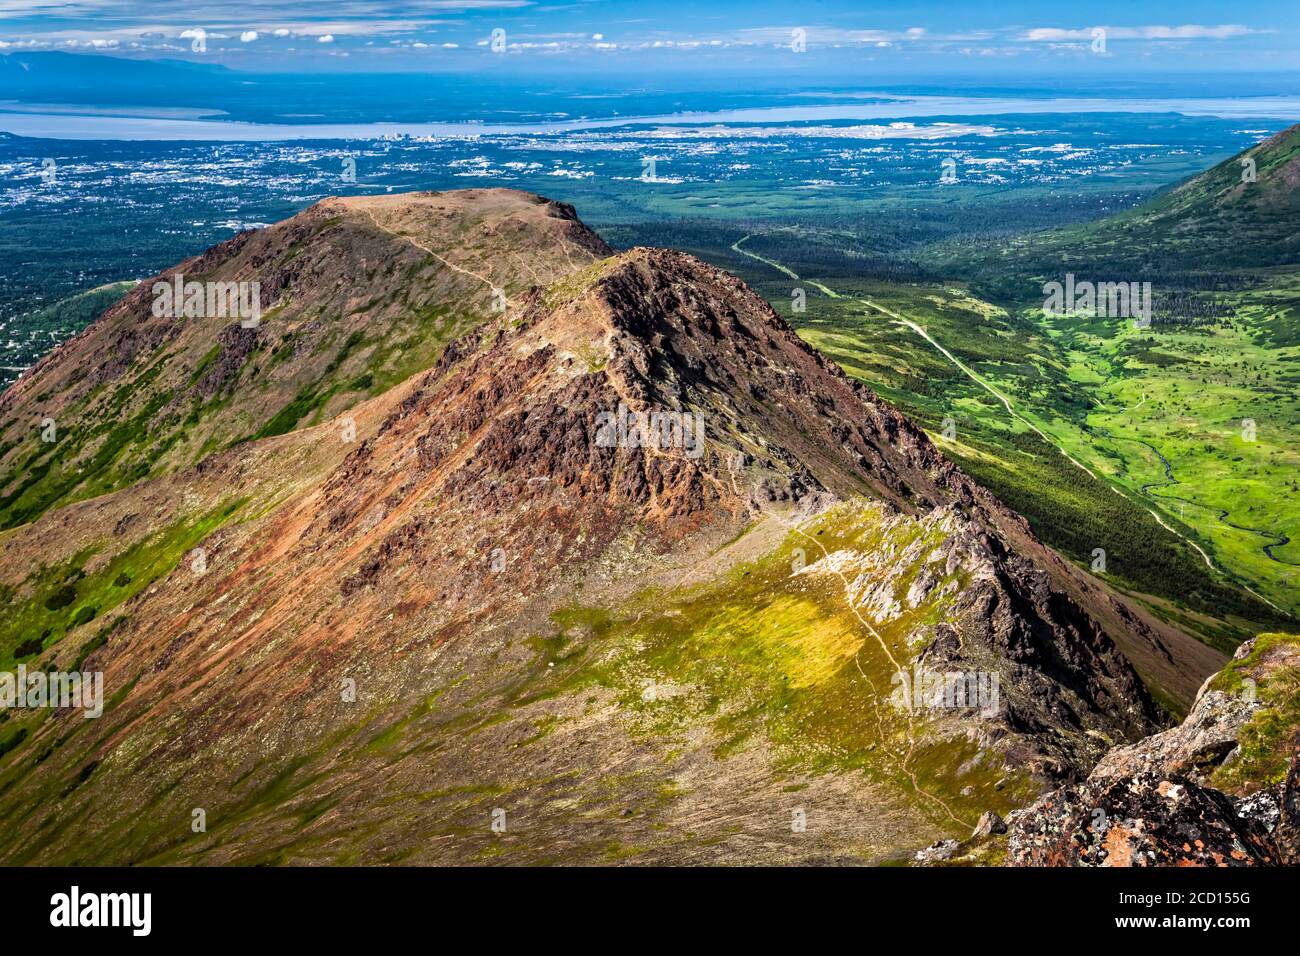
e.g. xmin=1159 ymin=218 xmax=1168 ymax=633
xmin=972 ymin=810 xmax=1007 ymax=838
xmin=1089 ymin=633 xmax=1300 ymax=791
xmin=1006 ymin=772 xmax=1278 ymax=866
xmin=1005 ymin=634 xmax=1300 ymax=868
xmin=914 ymin=839 xmax=961 ymax=864
xmin=1089 ymin=689 xmax=1260 ymax=785
xmin=1233 ymin=787 xmax=1282 ymax=834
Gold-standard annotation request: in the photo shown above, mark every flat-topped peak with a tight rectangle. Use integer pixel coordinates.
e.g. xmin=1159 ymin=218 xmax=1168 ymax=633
xmin=323 ymin=186 xmax=582 ymax=219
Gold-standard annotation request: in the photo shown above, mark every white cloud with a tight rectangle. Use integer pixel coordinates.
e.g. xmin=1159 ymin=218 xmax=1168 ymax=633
xmin=0 ymin=13 xmax=1268 ymax=62
xmin=728 ymin=26 xmax=950 ymax=47
xmin=1023 ymin=24 xmax=1259 ymax=42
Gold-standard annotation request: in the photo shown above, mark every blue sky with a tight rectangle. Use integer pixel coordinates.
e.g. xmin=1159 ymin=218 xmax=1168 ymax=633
xmin=1 ymin=0 xmax=1297 ymax=74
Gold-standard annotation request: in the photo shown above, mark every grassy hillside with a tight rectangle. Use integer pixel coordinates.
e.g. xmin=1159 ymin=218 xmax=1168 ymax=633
xmin=711 ymin=226 xmax=1294 ymax=643
xmin=684 ymin=130 xmax=1300 ymax=638
xmin=0 ymin=190 xmax=609 ymax=532
xmin=937 ymin=124 xmax=1300 ymax=291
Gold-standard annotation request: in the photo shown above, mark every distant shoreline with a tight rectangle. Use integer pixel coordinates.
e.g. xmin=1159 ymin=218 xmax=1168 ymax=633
xmin=4 ymin=93 xmax=1300 ymax=141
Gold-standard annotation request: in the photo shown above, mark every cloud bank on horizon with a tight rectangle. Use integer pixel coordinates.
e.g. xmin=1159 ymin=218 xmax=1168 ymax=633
xmin=0 ymin=0 xmax=1295 ymax=73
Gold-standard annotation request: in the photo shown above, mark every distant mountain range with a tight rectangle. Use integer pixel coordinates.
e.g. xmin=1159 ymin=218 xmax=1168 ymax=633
xmin=0 ymin=52 xmax=235 ymax=113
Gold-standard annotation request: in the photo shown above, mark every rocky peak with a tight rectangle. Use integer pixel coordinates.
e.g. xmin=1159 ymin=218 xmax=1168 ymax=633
xmin=304 ymin=242 xmax=1165 ymax=785
xmin=0 ymin=190 xmax=1219 ymax=865
xmin=0 ymin=188 xmax=612 ymax=530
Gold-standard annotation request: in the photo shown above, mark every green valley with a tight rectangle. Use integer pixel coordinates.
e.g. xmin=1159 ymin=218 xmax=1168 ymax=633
xmin=708 ymin=128 xmax=1300 ymax=645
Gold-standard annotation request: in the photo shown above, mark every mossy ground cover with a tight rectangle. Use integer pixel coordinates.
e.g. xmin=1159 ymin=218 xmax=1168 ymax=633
xmin=0 ymin=498 xmax=251 ymax=861
xmin=1207 ymin=632 xmax=1300 ymax=794
xmin=0 ymin=497 xmax=245 ymax=669
xmin=0 ymin=368 xmax=172 ymax=530
xmin=537 ymin=502 xmax=1038 ymax=832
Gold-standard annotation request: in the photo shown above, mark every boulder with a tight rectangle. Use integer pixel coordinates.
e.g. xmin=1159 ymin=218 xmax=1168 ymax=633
xmin=1006 ymin=771 xmax=1278 ymax=866
xmin=972 ymin=810 xmax=1007 ymax=838
xmin=913 ymin=839 xmax=961 ymax=864
xmin=1089 ymin=690 xmax=1259 ymax=785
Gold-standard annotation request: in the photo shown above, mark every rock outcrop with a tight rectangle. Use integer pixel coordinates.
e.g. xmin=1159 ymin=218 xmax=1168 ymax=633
xmin=1006 ymin=633 xmax=1300 ymax=866
xmin=1089 ymin=692 xmax=1261 ymax=785
xmin=1007 ymin=772 xmax=1279 ymax=866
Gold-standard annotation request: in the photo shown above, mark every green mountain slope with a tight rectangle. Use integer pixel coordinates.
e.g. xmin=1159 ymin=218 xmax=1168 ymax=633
xmin=715 ymin=127 xmax=1300 ymax=636
xmin=0 ymin=189 xmax=610 ymax=531
xmin=0 ymin=217 xmax=1194 ymax=865
xmin=932 ymin=126 xmax=1300 ymax=618
xmin=948 ymin=123 xmax=1300 ymax=294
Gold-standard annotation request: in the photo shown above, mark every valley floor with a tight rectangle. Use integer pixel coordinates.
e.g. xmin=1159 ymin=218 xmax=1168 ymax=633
xmin=726 ymin=232 xmax=1298 ymax=649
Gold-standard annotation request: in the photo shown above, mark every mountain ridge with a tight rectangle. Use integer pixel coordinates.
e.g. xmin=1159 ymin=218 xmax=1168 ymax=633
xmin=954 ymin=122 xmax=1300 ymax=286
xmin=0 ymin=188 xmax=610 ymax=531
xmin=0 ymin=190 xmax=1251 ymax=865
